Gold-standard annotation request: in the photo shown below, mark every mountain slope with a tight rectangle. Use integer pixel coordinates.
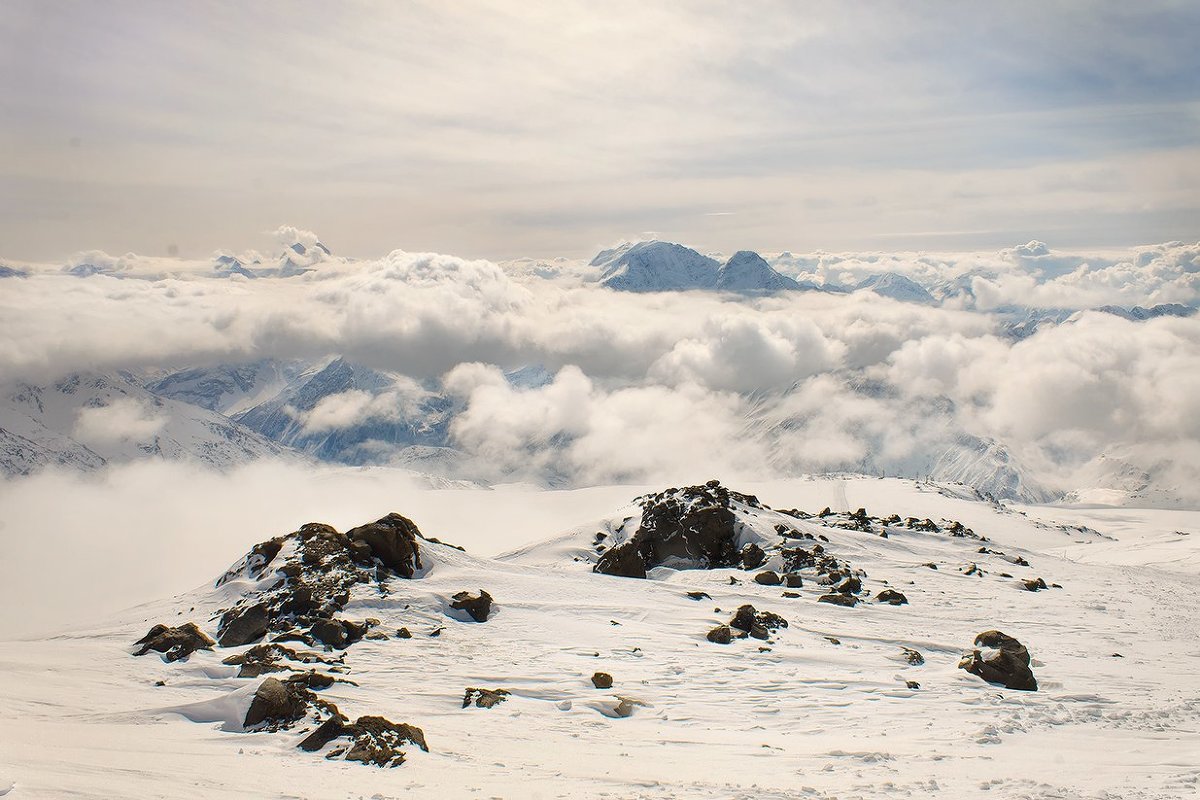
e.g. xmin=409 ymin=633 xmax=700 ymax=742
xmin=716 ymin=251 xmax=802 ymax=293
xmin=592 ymin=241 xmax=721 ymax=292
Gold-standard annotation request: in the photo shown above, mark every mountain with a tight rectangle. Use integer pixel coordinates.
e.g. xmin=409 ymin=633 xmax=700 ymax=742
xmin=0 ymin=265 xmax=28 ymax=278
xmin=592 ymin=241 xmax=720 ymax=292
xmin=929 ymin=435 xmax=1060 ymax=504
xmin=715 ymin=251 xmax=802 ymax=293
xmin=0 ymin=372 xmax=286 ymax=476
xmin=854 ymin=273 xmax=936 ymax=305
xmin=232 ymin=358 xmax=453 ymax=465
xmin=1094 ymin=303 xmax=1196 ymax=321
xmin=147 ymin=360 xmax=303 ymax=415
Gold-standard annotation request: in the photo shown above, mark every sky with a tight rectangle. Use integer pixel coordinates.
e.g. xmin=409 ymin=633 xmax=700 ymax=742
xmin=2 ymin=1 xmax=1198 ymax=262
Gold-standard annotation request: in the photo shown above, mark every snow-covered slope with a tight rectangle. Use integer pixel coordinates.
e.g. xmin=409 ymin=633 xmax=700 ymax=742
xmin=3 ymin=477 xmax=1197 ymax=798
xmin=0 ymin=372 xmax=287 ymax=475
xmin=147 ymin=360 xmax=304 ymax=415
xmin=930 ymin=435 xmax=1060 ymax=504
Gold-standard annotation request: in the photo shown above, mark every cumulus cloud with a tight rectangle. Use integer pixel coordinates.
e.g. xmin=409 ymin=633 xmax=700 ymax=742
xmin=298 ymin=378 xmax=431 ymax=435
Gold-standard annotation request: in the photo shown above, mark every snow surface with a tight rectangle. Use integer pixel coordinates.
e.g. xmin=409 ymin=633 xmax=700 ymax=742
xmin=2 ymin=476 xmax=1198 ymax=798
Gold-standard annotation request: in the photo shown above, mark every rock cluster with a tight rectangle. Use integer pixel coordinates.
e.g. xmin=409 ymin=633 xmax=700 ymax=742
xmin=133 ymin=623 xmax=214 ymax=662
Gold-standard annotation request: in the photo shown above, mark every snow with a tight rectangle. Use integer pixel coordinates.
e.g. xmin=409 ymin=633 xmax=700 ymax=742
xmin=2 ymin=475 xmax=1197 ymax=798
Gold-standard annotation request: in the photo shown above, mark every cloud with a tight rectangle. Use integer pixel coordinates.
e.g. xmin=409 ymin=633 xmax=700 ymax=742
xmin=72 ymin=397 xmax=166 ymax=447
xmin=298 ymin=378 xmax=431 ymax=435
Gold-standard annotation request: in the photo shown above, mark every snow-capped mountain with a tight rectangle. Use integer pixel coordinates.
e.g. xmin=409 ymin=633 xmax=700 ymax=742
xmin=929 ymin=435 xmax=1059 ymax=504
xmin=854 ymin=273 xmax=937 ymax=304
xmin=715 ymin=251 xmax=803 ymax=293
xmin=1094 ymin=303 xmax=1196 ymax=321
xmin=592 ymin=241 xmax=721 ymax=292
xmin=0 ymin=372 xmax=286 ymax=476
xmin=148 ymin=360 xmax=304 ymax=415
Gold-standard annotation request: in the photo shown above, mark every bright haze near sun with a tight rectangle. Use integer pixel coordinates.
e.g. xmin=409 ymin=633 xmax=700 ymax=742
xmin=2 ymin=4 xmax=1200 ymax=799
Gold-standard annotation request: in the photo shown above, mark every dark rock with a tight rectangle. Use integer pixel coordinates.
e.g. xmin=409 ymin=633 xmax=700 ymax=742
xmin=781 ymin=591 xmax=801 ymax=598
xmin=299 ymin=716 xmax=351 ymax=752
xmin=309 ymin=619 xmax=350 ymax=649
xmin=818 ymin=593 xmax=859 ymax=607
xmin=591 ymin=672 xmax=614 ymax=689
xmin=343 ymin=513 xmax=424 ymax=578
xmin=754 ymin=570 xmax=782 ymax=586
xmin=958 ymin=630 xmax=1038 ymax=691
xmin=244 ymin=676 xmax=312 ymax=730
xmin=729 ymin=604 xmax=788 ymax=640
xmin=218 ymin=602 xmax=271 ymax=647
xmin=306 ymin=715 xmax=427 ymax=767
xmin=906 ymin=680 xmax=921 ymax=689
xmin=462 ymin=687 xmax=510 ymax=709
xmin=133 ymin=622 xmax=214 ymax=662
xmin=1021 ymin=577 xmax=1048 ymax=592
xmin=396 ymin=627 xmax=413 ymax=639
xmin=902 ymin=647 xmax=925 ymax=666
xmin=594 ymin=542 xmax=646 ymax=578
xmin=741 ymin=542 xmax=766 ymax=569
xmin=783 ymin=573 xmax=803 ymax=588
xmin=685 ymin=591 xmax=711 ymax=601
xmin=835 ymin=575 xmax=862 ymax=595
xmin=876 ymin=589 xmax=909 ymax=606
xmin=221 ymin=643 xmax=335 ymax=678
xmin=450 ymin=590 xmax=493 ymax=622
xmin=707 ymin=625 xmax=733 ymax=644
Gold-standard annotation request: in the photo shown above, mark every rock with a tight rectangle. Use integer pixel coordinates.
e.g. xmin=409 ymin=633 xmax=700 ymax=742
xmin=218 ymin=602 xmax=270 ymax=647
xmin=729 ymin=604 xmax=788 ymax=640
xmin=243 ymin=676 xmax=312 ymax=730
xmin=462 ymin=687 xmax=510 ymax=709
xmin=594 ymin=542 xmax=647 ymax=578
xmin=591 ymin=672 xmax=614 ymax=689
xmin=396 ymin=627 xmax=413 ymax=639
xmin=906 ymin=680 xmax=921 ymax=689
xmin=753 ymin=570 xmax=781 ymax=586
xmin=344 ymin=513 xmax=424 ymax=578
xmin=685 ymin=591 xmax=711 ymax=601
xmin=309 ymin=619 xmax=351 ymax=649
xmin=133 ymin=622 xmax=214 ymax=662
xmin=610 ymin=697 xmax=644 ymax=718
xmin=306 ymin=715 xmax=428 ymax=767
xmin=958 ymin=630 xmax=1038 ymax=691
xmin=783 ymin=573 xmax=803 ymax=588
xmin=835 ymin=576 xmax=862 ymax=595
xmin=781 ymin=591 xmax=801 ymax=598
xmin=450 ymin=590 xmax=493 ymax=622
xmin=741 ymin=542 xmax=766 ymax=570
xmin=901 ymin=647 xmax=925 ymax=666
xmin=1021 ymin=577 xmax=1048 ymax=592
xmin=221 ymin=643 xmax=335 ymax=678
xmin=876 ymin=589 xmax=909 ymax=606
xmin=706 ymin=625 xmax=734 ymax=644
xmin=818 ymin=593 xmax=859 ymax=607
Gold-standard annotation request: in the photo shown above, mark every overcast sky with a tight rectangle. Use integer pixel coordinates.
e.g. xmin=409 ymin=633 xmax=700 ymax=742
xmin=3 ymin=1 xmax=1198 ymax=261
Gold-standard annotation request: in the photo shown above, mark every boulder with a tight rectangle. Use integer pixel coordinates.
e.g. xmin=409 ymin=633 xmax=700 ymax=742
xmin=133 ymin=622 xmax=214 ymax=662
xmin=783 ymin=573 xmax=803 ymax=588
xmin=753 ymin=570 xmax=781 ymax=586
xmin=450 ymin=590 xmax=493 ymax=622
xmin=218 ymin=602 xmax=270 ymax=647
xmin=818 ymin=593 xmax=859 ymax=607
xmin=876 ymin=589 xmax=908 ymax=605
xmin=706 ymin=625 xmax=734 ymax=644
xmin=740 ymin=543 xmax=766 ymax=570
xmin=345 ymin=513 xmax=424 ymax=578
xmin=1022 ymin=578 xmax=1048 ymax=592
xmin=835 ymin=576 xmax=862 ymax=595
xmin=591 ymin=672 xmax=614 ymax=689
xmin=902 ymin=647 xmax=925 ymax=666
xmin=958 ymin=630 xmax=1037 ymax=691
xmin=243 ymin=676 xmax=312 ymax=730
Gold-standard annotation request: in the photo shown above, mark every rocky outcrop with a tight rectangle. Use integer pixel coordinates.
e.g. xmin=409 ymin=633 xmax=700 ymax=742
xmin=243 ymin=674 xmax=336 ymax=731
xmin=876 ymin=589 xmax=909 ymax=605
xmin=133 ymin=622 xmax=215 ymax=662
xmin=958 ymin=630 xmax=1038 ymax=691
xmin=344 ymin=513 xmax=424 ymax=578
xmin=594 ymin=481 xmax=761 ymax=579
xmin=221 ymin=643 xmax=342 ymax=678
xmin=729 ymin=604 xmax=788 ymax=640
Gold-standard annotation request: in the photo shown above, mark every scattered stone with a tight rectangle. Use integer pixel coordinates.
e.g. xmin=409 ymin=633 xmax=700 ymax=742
xmin=429 ymin=627 xmax=443 ymax=637
xmin=301 ymin=715 xmax=428 ymax=767
xmin=825 ymin=637 xmax=841 ymax=645
xmin=133 ymin=622 xmax=214 ymax=662
xmin=876 ymin=589 xmax=909 ymax=606
xmin=754 ymin=570 xmax=782 ymax=586
xmin=958 ymin=630 xmax=1038 ymax=691
xmin=1021 ymin=577 xmax=1049 ymax=592
xmin=902 ymin=647 xmax=925 ymax=666
xmin=835 ymin=576 xmax=862 ymax=595
xmin=591 ymin=672 xmax=614 ymax=689
xmin=221 ymin=643 xmax=336 ymax=678
xmin=781 ymin=591 xmax=801 ymax=598
xmin=783 ymin=572 xmax=803 ymax=588
xmin=396 ymin=627 xmax=412 ymax=639
xmin=685 ymin=591 xmax=711 ymax=601
xmin=462 ymin=687 xmax=510 ymax=709
xmin=243 ymin=675 xmax=331 ymax=731
xmin=906 ymin=680 xmax=921 ymax=689
xmin=923 ymin=563 xmax=938 ymax=570
xmin=450 ymin=590 xmax=493 ymax=622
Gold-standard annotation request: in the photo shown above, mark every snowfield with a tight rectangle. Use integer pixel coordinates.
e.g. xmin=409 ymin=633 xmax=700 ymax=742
xmin=2 ymin=476 xmax=1197 ymax=799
